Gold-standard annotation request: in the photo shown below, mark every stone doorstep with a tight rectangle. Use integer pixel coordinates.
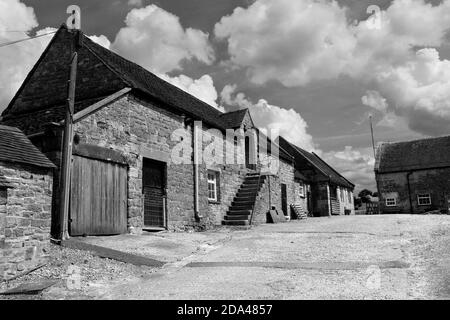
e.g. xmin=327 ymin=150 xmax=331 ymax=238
xmin=60 ymin=238 xmax=166 ymax=268
xmin=0 ymin=280 xmax=58 ymax=295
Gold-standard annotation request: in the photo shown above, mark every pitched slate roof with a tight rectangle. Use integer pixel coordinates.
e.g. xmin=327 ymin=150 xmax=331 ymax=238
xmin=278 ymin=136 xmax=354 ymax=189
xmin=2 ymin=25 xmax=239 ymax=131
xmin=375 ymin=135 xmax=450 ymax=173
xmin=310 ymin=152 xmax=354 ymax=189
xmin=81 ymin=33 xmax=230 ymax=129
xmin=219 ymin=109 xmax=249 ymax=128
xmin=0 ymin=125 xmax=56 ymax=169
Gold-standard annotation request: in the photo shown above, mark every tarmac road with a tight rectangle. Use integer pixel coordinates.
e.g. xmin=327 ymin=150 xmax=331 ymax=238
xmin=102 ymin=214 xmax=450 ymax=300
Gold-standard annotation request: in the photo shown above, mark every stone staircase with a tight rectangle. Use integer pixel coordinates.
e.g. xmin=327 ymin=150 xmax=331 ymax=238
xmin=291 ymin=203 xmax=307 ymax=219
xmin=222 ymin=173 xmax=266 ymax=226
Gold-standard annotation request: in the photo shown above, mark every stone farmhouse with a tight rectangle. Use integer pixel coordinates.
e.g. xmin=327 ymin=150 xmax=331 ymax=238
xmin=0 ymin=125 xmax=55 ymax=280
xmin=375 ymin=136 xmax=450 ymax=214
xmin=0 ymin=25 xmax=354 ymax=239
xmin=278 ymin=137 xmax=355 ymax=216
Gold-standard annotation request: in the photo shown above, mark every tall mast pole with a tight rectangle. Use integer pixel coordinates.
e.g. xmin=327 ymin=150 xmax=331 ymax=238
xmin=369 ymin=114 xmax=376 ymax=159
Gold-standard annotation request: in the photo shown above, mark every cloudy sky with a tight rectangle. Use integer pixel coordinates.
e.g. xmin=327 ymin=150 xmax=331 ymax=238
xmin=1 ymin=0 xmax=450 ymax=192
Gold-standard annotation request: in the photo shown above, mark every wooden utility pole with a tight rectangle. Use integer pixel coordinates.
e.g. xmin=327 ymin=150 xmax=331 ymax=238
xmin=59 ymin=30 xmax=80 ymax=240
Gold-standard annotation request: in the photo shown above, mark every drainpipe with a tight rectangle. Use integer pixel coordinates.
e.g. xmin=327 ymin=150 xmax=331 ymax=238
xmin=406 ymin=171 xmax=414 ymax=214
xmin=193 ymin=120 xmax=203 ymax=221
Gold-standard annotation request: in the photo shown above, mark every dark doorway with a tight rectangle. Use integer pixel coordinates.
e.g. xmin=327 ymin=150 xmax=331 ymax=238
xmin=143 ymin=158 xmax=167 ymax=228
xmin=307 ymin=190 xmax=313 ymax=216
xmin=281 ymin=184 xmax=288 ymax=216
xmin=245 ymin=135 xmax=256 ymax=170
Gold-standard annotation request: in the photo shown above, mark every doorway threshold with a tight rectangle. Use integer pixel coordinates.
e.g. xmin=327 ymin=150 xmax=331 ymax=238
xmin=143 ymin=226 xmax=167 ymax=233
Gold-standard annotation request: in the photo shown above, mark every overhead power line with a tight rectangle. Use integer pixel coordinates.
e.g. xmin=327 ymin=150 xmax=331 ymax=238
xmin=0 ymin=31 xmax=57 ymax=48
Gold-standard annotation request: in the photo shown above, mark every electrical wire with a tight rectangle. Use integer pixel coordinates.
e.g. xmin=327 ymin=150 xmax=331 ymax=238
xmin=0 ymin=30 xmax=57 ymax=48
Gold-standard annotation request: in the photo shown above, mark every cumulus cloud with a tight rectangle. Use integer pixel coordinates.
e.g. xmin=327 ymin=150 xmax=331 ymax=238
xmin=111 ymin=4 xmax=215 ymax=74
xmin=221 ymin=84 xmax=316 ymax=151
xmin=88 ymin=35 xmax=111 ymax=49
xmin=159 ymin=74 xmax=224 ymax=112
xmin=215 ymin=0 xmax=450 ymax=136
xmin=215 ymin=0 xmax=354 ymax=86
xmin=362 ymin=90 xmax=388 ymax=113
xmin=322 ymin=146 xmax=376 ymax=192
xmin=372 ymin=48 xmax=450 ymax=135
xmin=0 ymin=0 xmax=55 ymax=112
xmin=127 ymin=0 xmax=143 ymax=7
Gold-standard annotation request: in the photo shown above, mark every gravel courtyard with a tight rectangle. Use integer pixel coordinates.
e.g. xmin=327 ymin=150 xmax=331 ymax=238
xmin=1 ymin=214 xmax=449 ymax=300
xmin=103 ymin=214 xmax=450 ymax=300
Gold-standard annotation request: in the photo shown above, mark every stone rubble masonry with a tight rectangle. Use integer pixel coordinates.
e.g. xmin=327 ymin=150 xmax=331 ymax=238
xmin=73 ymin=94 xmax=259 ymax=232
xmin=377 ymin=167 xmax=450 ymax=214
xmin=0 ymin=161 xmax=53 ymax=281
xmin=252 ymin=158 xmax=296 ymax=224
xmin=4 ymin=89 xmax=298 ymax=236
xmin=293 ymin=181 xmax=310 ymax=214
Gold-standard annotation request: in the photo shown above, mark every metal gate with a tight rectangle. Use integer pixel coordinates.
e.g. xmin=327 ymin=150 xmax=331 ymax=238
xmin=281 ymin=184 xmax=288 ymax=216
xmin=70 ymin=155 xmax=127 ymax=236
xmin=143 ymin=158 xmax=166 ymax=228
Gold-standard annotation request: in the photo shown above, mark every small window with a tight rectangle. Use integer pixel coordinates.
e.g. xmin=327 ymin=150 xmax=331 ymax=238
xmin=207 ymin=171 xmax=219 ymax=202
xmin=386 ymin=198 xmax=397 ymax=207
xmin=299 ymin=183 xmax=305 ymax=197
xmin=417 ymin=194 xmax=431 ymax=206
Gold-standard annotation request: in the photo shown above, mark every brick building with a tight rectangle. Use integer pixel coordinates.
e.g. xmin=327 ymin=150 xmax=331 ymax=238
xmin=0 ymin=125 xmax=55 ymax=280
xmin=375 ymin=136 xmax=450 ymax=214
xmin=0 ymin=25 xmax=298 ymax=237
xmin=278 ymin=137 xmax=355 ymax=216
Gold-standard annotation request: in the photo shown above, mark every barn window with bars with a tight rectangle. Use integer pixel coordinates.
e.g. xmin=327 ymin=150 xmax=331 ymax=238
xmin=385 ymin=198 xmax=397 ymax=207
xmin=417 ymin=194 xmax=431 ymax=206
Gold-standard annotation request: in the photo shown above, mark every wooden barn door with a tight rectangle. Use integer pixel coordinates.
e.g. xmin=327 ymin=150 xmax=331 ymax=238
xmin=143 ymin=158 xmax=167 ymax=228
xmin=70 ymin=155 xmax=127 ymax=236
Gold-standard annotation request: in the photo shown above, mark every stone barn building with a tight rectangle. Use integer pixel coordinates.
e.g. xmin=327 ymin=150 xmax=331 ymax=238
xmin=0 ymin=125 xmax=55 ymax=280
xmin=278 ymin=136 xmax=355 ymax=216
xmin=375 ymin=136 xmax=450 ymax=214
xmin=0 ymin=25 xmax=297 ymax=237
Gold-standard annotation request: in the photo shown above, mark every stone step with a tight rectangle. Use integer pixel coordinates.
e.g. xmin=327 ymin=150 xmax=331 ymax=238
xmin=223 ymin=215 xmax=250 ymax=221
xmin=227 ymin=209 xmax=252 ymax=216
xmin=244 ymin=175 xmax=264 ymax=181
xmin=237 ymin=188 xmax=259 ymax=194
xmin=233 ymin=197 xmax=255 ymax=203
xmin=222 ymin=220 xmax=249 ymax=226
xmin=242 ymin=181 xmax=261 ymax=187
xmin=246 ymin=173 xmax=261 ymax=177
xmin=238 ymin=186 xmax=260 ymax=193
xmin=231 ymin=200 xmax=254 ymax=207
xmin=230 ymin=204 xmax=253 ymax=211
xmin=233 ymin=195 xmax=256 ymax=202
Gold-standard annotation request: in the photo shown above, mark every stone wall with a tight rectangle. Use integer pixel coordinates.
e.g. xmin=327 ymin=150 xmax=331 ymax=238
xmin=0 ymin=188 xmax=6 ymax=251
xmin=251 ymin=158 xmax=296 ymax=224
xmin=74 ymin=94 xmax=196 ymax=232
xmin=0 ymin=161 xmax=53 ymax=281
xmin=377 ymin=167 xmax=450 ymax=214
xmin=202 ymin=123 xmax=248 ymax=225
xmin=73 ymin=94 xmax=251 ymax=232
xmin=293 ymin=181 xmax=310 ymax=214
xmin=335 ymin=187 xmax=355 ymax=215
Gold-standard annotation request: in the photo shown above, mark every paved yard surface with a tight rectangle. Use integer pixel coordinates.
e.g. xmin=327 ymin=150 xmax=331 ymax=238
xmin=101 ymin=215 xmax=450 ymax=299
